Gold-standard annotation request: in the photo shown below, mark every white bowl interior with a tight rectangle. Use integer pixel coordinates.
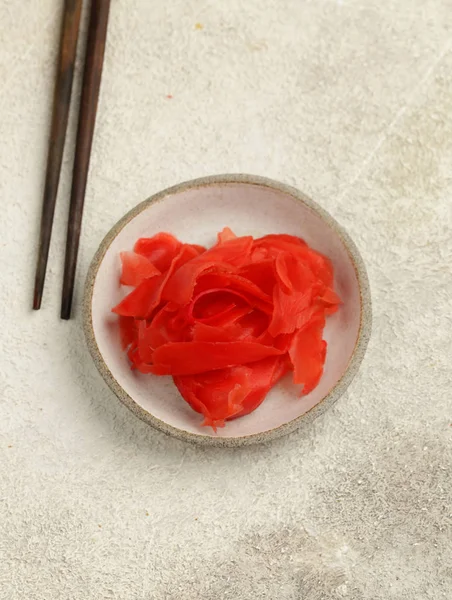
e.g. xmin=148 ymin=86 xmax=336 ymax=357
xmin=91 ymin=182 xmax=361 ymax=439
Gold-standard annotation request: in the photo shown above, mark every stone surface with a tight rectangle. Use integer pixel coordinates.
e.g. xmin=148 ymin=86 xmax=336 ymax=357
xmin=0 ymin=1 xmax=451 ymax=598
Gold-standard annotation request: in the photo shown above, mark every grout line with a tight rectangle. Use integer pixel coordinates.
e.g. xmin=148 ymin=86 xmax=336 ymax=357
xmin=337 ymin=40 xmax=452 ymax=202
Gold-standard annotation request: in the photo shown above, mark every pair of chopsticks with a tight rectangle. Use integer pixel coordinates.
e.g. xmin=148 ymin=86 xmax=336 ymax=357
xmin=33 ymin=0 xmax=111 ymax=319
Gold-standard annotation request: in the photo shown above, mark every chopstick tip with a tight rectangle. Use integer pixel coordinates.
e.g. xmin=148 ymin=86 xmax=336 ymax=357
xmin=60 ymin=303 xmax=72 ymax=320
xmin=33 ymin=289 xmax=42 ymax=311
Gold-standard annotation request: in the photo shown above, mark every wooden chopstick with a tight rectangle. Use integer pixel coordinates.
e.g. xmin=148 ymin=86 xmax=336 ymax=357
xmin=61 ymin=0 xmax=111 ymax=320
xmin=33 ymin=0 xmax=83 ymax=310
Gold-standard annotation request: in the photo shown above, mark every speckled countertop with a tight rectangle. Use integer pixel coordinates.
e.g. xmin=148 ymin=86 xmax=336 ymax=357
xmin=1 ymin=1 xmax=451 ymax=598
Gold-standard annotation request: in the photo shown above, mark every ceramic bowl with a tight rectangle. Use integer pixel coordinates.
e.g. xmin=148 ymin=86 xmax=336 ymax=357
xmin=84 ymin=174 xmax=371 ymax=446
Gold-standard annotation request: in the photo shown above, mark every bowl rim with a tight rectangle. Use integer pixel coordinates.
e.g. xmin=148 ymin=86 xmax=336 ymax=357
xmin=83 ymin=174 xmax=372 ymax=447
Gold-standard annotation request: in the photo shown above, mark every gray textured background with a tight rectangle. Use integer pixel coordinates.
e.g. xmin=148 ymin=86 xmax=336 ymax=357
xmin=1 ymin=1 xmax=451 ymax=598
